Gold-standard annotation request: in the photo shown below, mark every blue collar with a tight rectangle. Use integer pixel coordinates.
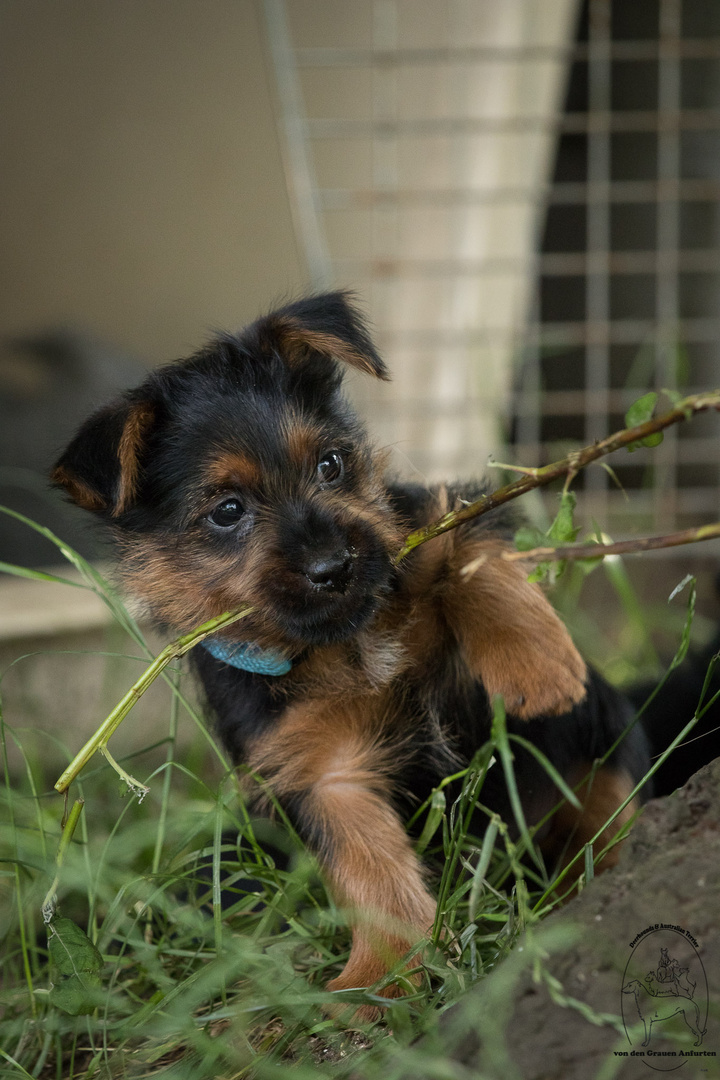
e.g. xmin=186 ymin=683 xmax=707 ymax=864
xmin=201 ymin=637 xmax=292 ymax=676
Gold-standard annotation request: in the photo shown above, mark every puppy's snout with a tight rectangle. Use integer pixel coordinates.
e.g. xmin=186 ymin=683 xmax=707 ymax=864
xmin=304 ymin=550 xmax=354 ymax=593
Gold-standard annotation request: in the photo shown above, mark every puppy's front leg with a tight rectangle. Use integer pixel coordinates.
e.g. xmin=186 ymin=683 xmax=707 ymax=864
xmin=247 ymin=702 xmax=435 ymax=1014
xmin=445 ymin=538 xmax=587 ymax=719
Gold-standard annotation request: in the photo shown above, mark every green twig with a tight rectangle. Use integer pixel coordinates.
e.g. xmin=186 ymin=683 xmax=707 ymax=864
xmin=54 ymin=606 xmax=253 ymax=795
xmin=41 ymin=798 xmax=85 ymax=921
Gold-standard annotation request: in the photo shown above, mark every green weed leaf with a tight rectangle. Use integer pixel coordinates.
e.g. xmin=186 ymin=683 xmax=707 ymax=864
xmin=599 ymin=462 xmax=629 ymax=498
xmin=490 ymin=697 xmax=542 ymax=872
xmin=0 ymin=562 xmax=83 ymax=587
xmin=415 ymin=788 xmax=446 ymax=856
xmin=48 ymin=916 xmax=104 ymax=1015
xmin=669 ymin=575 xmax=696 ymax=672
xmin=509 ymin=734 xmax=581 ymax=810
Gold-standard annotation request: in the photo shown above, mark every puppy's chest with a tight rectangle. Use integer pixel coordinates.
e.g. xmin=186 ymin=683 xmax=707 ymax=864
xmin=195 ymin=551 xmax=490 ymax=767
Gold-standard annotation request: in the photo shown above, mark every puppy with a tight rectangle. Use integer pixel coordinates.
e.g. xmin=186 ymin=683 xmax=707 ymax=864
xmin=53 ymin=291 xmax=649 ymax=1011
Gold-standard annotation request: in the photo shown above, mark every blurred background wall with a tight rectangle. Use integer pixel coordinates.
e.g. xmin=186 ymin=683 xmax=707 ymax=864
xmin=0 ymin=0 xmax=578 ymax=567
xmin=0 ymin=0 xmax=304 ymax=568
xmin=2 ymin=0 xmax=720 ymax=756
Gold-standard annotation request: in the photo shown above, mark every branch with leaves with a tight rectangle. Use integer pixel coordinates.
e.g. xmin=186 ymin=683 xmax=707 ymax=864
xmin=495 ymin=521 xmax=720 ymax=568
xmin=395 ymin=389 xmax=720 ymax=563
xmin=458 ymin=522 xmax=720 ymax=586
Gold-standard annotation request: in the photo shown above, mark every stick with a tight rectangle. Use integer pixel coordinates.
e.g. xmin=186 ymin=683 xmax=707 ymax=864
xmin=460 ymin=521 xmax=720 ymax=575
xmin=394 ymin=390 xmax=720 ymax=563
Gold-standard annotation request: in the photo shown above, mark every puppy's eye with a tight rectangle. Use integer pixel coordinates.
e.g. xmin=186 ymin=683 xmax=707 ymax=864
xmin=208 ymin=498 xmax=244 ymax=528
xmin=317 ymin=450 xmax=344 ymax=487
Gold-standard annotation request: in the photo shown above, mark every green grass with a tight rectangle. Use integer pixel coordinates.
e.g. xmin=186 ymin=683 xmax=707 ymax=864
xmin=0 ymin=510 xmax=709 ymax=1080
xmin=0 ymin=676 xmax=537 ymax=1079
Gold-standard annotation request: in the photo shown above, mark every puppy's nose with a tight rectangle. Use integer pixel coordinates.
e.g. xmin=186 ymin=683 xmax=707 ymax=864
xmin=304 ymin=550 xmax=354 ymax=593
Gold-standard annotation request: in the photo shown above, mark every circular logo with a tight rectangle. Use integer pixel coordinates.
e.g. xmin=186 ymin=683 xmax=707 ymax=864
xmin=621 ymin=927 xmax=709 ymax=1070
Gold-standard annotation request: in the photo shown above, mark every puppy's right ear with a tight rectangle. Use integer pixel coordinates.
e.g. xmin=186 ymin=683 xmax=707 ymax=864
xmin=264 ymin=291 xmax=390 ymax=381
xmin=52 ymin=397 xmax=155 ymax=518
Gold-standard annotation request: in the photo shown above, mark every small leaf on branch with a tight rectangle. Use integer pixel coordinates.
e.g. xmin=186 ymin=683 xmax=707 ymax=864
xmin=514 ymin=525 xmax=546 ymax=551
xmin=522 ymin=491 xmax=582 ymax=584
xmin=625 ymin=391 xmax=658 ymax=426
xmin=527 ymin=563 xmax=551 ymax=584
xmin=633 ymin=431 xmax=664 ymax=450
xmin=516 ymin=526 xmax=553 ymax=582
xmin=661 ymin=387 xmax=684 ymax=407
xmin=548 ymin=490 xmax=579 ymax=545
xmin=625 ymin=392 xmax=665 ymax=452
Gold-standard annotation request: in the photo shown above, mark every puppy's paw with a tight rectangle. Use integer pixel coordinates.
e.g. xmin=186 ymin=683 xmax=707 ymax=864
xmin=448 ymin=541 xmax=588 ymax=721
xmin=326 ymin=962 xmax=420 ymax=1024
xmin=325 ymin=971 xmax=401 ymax=1024
xmin=500 ymin=652 xmax=586 ymax=719
xmin=324 ymin=920 xmax=430 ymax=1024
xmin=480 ymin=629 xmax=587 ymax=720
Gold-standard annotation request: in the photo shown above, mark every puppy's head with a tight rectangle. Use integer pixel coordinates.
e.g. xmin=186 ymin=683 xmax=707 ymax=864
xmin=53 ymin=292 xmax=400 ymax=650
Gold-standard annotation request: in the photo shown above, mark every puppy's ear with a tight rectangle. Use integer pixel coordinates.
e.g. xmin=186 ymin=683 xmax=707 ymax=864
xmin=267 ymin=290 xmax=389 ymax=380
xmin=52 ymin=397 xmax=155 ymax=518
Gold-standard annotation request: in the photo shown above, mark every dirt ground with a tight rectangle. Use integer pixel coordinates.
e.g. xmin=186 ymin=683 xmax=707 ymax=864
xmin=418 ymin=758 xmax=720 ymax=1079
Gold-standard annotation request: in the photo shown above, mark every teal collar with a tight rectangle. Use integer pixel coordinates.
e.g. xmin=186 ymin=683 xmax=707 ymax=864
xmin=201 ymin=637 xmax=292 ymax=676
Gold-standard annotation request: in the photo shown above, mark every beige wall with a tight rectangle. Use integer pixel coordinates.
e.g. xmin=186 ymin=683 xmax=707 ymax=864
xmin=0 ymin=0 xmax=306 ymax=366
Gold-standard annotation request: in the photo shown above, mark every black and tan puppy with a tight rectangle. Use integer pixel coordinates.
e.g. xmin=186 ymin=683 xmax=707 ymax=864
xmin=53 ymin=291 xmax=649 ymax=1010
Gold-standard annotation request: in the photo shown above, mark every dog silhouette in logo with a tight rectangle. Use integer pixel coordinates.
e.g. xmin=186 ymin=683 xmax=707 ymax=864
xmin=623 ymin=948 xmax=705 ymax=1047
xmin=655 ymin=948 xmax=696 ymax=1000
xmin=656 ymin=947 xmax=673 ymax=986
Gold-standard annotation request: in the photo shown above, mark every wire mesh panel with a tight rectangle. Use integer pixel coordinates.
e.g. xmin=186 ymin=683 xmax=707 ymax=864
xmin=266 ymin=0 xmax=720 ymax=534
xmin=513 ymin=0 xmax=720 ymax=537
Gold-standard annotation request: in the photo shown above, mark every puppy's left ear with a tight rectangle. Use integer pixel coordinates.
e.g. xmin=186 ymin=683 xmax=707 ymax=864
xmin=266 ymin=290 xmax=389 ymax=380
xmin=52 ymin=395 xmax=156 ymax=519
